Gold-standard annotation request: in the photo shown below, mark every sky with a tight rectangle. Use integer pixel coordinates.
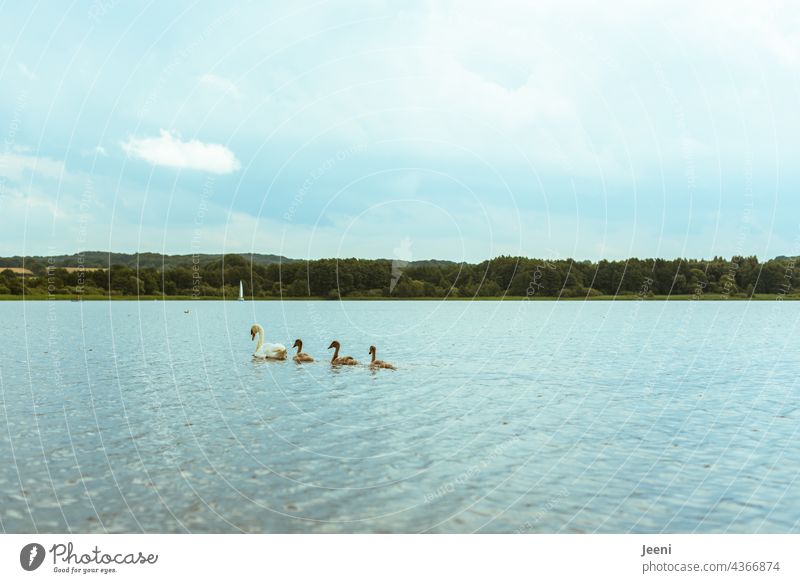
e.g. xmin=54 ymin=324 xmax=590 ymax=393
xmin=0 ymin=0 xmax=798 ymax=262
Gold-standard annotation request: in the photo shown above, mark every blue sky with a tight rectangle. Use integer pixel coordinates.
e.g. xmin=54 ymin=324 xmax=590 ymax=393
xmin=1 ymin=0 xmax=798 ymax=262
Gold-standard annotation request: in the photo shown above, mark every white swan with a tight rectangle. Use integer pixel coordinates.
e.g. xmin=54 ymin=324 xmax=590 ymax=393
xmin=250 ymin=324 xmax=287 ymax=360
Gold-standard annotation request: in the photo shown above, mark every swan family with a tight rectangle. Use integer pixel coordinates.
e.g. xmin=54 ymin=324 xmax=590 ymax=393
xmin=250 ymin=323 xmax=396 ymax=370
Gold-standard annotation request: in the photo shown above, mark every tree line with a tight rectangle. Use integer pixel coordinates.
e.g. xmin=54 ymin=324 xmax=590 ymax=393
xmin=1 ymin=253 xmax=797 ymax=298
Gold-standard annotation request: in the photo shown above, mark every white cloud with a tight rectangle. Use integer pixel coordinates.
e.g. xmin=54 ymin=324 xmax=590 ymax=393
xmin=121 ymin=130 xmax=241 ymax=174
xmin=0 ymin=152 xmax=66 ymax=183
xmin=199 ymin=73 xmax=241 ymax=99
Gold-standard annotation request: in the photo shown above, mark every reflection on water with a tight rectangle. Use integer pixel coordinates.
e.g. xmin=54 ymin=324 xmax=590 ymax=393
xmin=0 ymin=300 xmax=798 ymax=533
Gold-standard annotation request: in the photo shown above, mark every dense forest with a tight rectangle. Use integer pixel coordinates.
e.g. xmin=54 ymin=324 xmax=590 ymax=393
xmin=1 ymin=252 xmax=797 ymax=299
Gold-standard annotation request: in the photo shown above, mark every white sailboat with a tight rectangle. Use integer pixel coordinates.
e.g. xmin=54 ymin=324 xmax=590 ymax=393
xmin=239 ymin=280 xmax=245 ymax=302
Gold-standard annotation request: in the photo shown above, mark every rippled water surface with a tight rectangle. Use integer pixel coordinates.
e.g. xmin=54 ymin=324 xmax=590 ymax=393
xmin=1 ymin=300 xmax=798 ymax=533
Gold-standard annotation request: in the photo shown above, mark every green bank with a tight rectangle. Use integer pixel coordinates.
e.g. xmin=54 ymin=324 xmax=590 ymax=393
xmin=1 ymin=252 xmax=797 ymax=300
xmin=2 ymin=294 xmax=798 ymax=301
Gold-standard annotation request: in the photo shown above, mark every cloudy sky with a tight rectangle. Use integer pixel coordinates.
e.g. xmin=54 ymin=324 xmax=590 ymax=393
xmin=0 ymin=1 xmax=798 ymax=261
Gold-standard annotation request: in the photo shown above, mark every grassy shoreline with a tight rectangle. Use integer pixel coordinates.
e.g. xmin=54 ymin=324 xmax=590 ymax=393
xmin=1 ymin=293 xmax=797 ymax=301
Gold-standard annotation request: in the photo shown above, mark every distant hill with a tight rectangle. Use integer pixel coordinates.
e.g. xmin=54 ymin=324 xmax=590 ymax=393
xmin=0 ymin=251 xmax=295 ymax=269
xmin=406 ymin=259 xmax=460 ymax=267
xmin=0 ymin=252 xmax=460 ymax=270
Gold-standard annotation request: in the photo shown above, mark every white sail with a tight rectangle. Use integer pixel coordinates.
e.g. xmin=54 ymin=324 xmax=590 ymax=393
xmin=239 ymin=280 xmax=245 ymax=301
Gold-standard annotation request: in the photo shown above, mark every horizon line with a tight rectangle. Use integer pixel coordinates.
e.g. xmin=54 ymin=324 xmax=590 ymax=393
xmin=0 ymin=250 xmax=795 ymax=264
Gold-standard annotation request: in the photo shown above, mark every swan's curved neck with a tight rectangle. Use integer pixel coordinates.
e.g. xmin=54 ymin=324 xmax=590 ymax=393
xmin=255 ymin=325 xmax=264 ymax=352
xmin=331 ymin=345 xmax=340 ymax=362
xmin=370 ymin=349 xmax=376 ymax=363
xmin=295 ymin=341 xmax=302 ymax=354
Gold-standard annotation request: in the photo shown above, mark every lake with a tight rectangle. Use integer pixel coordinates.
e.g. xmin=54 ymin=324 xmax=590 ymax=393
xmin=1 ymin=299 xmax=798 ymax=533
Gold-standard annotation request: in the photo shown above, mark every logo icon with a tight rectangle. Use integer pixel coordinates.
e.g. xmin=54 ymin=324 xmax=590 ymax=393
xmin=20 ymin=543 xmax=46 ymax=571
